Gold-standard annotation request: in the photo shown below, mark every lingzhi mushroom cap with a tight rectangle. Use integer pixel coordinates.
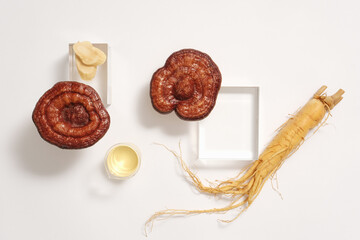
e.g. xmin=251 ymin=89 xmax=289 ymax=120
xmin=150 ymin=49 xmax=222 ymax=120
xmin=32 ymin=81 xmax=110 ymax=149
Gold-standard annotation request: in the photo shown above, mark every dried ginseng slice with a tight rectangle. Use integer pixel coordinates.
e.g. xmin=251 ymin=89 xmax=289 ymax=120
xmin=32 ymin=81 xmax=110 ymax=149
xmin=75 ymin=55 xmax=97 ymax=81
xmin=73 ymin=41 xmax=106 ymax=66
xmin=150 ymin=49 xmax=222 ymax=120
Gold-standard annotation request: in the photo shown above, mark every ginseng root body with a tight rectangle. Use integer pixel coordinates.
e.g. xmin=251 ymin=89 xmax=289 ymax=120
xmin=146 ymin=86 xmax=344 ymax=234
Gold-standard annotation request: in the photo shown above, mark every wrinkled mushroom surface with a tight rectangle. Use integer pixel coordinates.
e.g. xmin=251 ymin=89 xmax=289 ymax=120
xmin=150 ymin=49 xmax=222 ymax=120
xmin=32 ymin=81 xmax=110 ymax=149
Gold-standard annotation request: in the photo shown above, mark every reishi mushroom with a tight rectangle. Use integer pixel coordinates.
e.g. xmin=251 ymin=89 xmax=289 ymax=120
xmin=150 ymin=49 xmax=222 ymax=120
xmin=32 ymin=81 xmax=110 ymax=149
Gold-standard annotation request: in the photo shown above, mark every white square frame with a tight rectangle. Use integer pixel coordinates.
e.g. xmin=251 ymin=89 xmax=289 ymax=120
xmin=196 ymin=86 xmax=259 ymax=167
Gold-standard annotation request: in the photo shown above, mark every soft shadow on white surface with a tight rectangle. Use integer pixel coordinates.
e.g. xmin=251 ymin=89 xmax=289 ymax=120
xmin=14 ymin=122 xmax=81 ymax=175
xmin=53 ymin=53 xmax=68 ymax=82
xmin=86 ymin=161 xmax=125 ymax=198
xmin=137 ymin=84 xmax=190 ymax=135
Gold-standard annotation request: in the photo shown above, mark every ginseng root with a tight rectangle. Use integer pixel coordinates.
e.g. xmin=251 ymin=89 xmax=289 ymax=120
xmin=145 ymin=85 xmax=344 ymax=234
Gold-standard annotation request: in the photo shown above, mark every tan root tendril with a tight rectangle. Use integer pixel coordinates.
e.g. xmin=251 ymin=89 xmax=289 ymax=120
xmin=145 ymin=86 xmax=344 ymax=236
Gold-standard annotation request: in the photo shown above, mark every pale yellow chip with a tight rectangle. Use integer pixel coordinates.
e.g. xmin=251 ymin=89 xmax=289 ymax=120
xmin=73 ymin=41 xmax=106 ymax=66
xmin=75 ymin=55 xmax=97 ymax=81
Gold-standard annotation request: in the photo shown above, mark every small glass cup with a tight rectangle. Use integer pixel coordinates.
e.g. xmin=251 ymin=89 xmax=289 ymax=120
xmin=105 ymin=143 xmax=141 ymax=180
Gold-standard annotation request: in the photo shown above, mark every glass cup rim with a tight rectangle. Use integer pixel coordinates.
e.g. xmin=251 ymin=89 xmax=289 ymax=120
xmin=104 ymin=142 xmax=141 ymax=180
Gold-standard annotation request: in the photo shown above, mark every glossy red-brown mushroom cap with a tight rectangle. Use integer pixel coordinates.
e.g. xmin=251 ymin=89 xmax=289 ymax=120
xmin=32 ymin=81 xmax=110 ymax=149
xmin=150 ymin=49 xmax=222 ymax=120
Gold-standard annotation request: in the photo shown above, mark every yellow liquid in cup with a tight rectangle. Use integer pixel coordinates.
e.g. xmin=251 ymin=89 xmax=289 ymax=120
xmin=106 ymin=145 xmax=140 ymax=178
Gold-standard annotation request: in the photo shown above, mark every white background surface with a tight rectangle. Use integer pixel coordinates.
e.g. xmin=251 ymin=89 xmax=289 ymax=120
xmin=1 ymin=0 xmax=359 ymax=239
